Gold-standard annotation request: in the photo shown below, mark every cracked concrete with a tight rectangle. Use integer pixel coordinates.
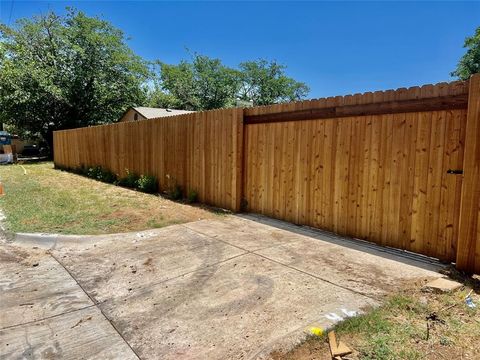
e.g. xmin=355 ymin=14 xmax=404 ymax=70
xmin=0 ymin=215 xmax=444 ymax=359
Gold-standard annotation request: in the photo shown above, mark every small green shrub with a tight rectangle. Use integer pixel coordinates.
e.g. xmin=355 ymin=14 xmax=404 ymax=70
xmin=87 ymin=166 xmax=103 ymax=180
xmin=99 ymin=168 xmax=117 ymax=183
xmin=118 ymin=169 xmax=140 ymax=188
xmin=187 ymin=189 xmax=198 ymax=203
xmin=76 ymin=164 xmax=89 ymax=176
xmin=165 ymin=174 xmax=183 ymax=200
xmin=85 ymin=166 xmax=117 ymax=183
xmin=169 ymin=184 xmax=183 ymax=200
xmin=136 ymin=174 xmax=158 ymax=193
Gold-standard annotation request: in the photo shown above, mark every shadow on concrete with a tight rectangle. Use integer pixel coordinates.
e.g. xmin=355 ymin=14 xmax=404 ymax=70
xmin=237 ymin=213 xmax=445 ymax=273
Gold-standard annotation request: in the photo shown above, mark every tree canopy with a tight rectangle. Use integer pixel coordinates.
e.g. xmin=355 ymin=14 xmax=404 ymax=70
xmin=0 ymin=9 xmax=310 ymax=149
xmin=0 ymin=9 xmax=150 ymax=148
xmin=237 ymin=59 xmax=309 ymax=106
xmin=154 ymin=55 xmax=239 ymax=110
xmin=452 ymin=26 xmax=480 ymax=80
xmin=149 ymin=54 xmax=309 ymax=110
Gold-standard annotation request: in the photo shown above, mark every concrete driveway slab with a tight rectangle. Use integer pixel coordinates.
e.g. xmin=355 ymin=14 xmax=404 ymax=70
xmin=99 ymin=253 xmax=376 ymax=360
xmin=184 ymin=218 xmax=301 ymax=251
xmin=256 ymin=235 xmax=442 ymax=297
xmin=2 ymin=215 xmax=444 ymax=359
xmin=54 ymin=225 xmax=246 ymax=303
xmin=0 ymin=306 xmax=137 ymax=360
xmin=0 ymin=246 xmax=92 ymax=328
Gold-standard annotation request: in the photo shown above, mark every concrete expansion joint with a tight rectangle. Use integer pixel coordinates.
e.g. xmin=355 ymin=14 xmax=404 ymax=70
xmin=181 ymin=224 xmax=377 ymax=302
xmin=252 ymin=252 xmax=377 ymax=302
xmin=0 ymin=304 xmax=97 ymax=331
xmin=48 ymin=252 xmax=142 ymax=360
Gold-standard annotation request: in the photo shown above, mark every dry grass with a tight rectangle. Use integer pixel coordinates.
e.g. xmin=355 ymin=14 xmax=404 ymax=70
xmin=0 ymin=162 xmax=219 ymax=235
xmin=272 ymin=269 xmax=480 ymax=360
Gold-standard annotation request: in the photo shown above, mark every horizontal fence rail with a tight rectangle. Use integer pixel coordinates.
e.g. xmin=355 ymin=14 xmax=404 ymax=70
xmin=54 ymin=76 xmax=480 ymax=274
xmin=244 ymin=94 xmax=468 ymax=124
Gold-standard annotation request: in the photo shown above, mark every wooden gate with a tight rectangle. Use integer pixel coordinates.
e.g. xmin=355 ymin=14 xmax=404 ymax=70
xmin=242 ymin=84 xmax=469 ymax=262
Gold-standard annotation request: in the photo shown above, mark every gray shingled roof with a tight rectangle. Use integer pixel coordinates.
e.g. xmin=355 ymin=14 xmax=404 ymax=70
xmin=134 ymin=107 xmax=194 ymax=119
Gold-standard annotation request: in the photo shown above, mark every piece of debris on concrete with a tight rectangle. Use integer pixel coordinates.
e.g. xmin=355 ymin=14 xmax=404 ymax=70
xmin=130 ymin=264 xmax=137 ymax=274
xmin=309 ymin=327 xmax=324 ymax=336
xmin=71 ymin=316 xmax=92 ymax=329
xmin=423 ymin=278 xmax=462 ymax=293
xmin=328 ymin=330 xmax=352 ymax=359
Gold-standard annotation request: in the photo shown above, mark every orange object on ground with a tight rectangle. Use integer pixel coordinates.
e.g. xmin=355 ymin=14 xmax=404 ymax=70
xmin=0 ymin=182 xmax=4 ymax=196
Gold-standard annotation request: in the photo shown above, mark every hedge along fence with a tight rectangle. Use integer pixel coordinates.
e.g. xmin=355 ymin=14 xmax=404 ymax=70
xmin=54 ymin=75 xmax=480 ymax=274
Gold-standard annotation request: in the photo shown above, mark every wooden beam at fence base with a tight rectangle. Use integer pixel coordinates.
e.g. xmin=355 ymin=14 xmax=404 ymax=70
xmin=244 ymin=94 xmax=469 ymax=124
xmin=457 ymin=74 xmax=480 ymax=274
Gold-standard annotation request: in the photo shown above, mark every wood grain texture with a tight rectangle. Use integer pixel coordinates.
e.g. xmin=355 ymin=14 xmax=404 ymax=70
xmin=244 ymin=109 xmax=467 ymax=262
xmin=457 ymin=74 xmax=480 ymax=273
xmin=54 ymin=108 xmax=243 ymax=211
xmin=244 ymin=94 xmax=468 ymax=124
xmin=243 ymin=82 xmax=469 ymax=263
xmin=244 ymin=80 xmax=469 ymax=117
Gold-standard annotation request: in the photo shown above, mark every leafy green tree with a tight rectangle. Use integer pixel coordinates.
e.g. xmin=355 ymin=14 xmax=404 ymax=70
xmin=147 ymin=90 xmax=183 ymax=109
xmin=0 ymin=9 xmax=150 ymax=150
xmin=452 ymin=26 xmax=480 ymax=80
xmin=238 ymin=59 xmax=309 ymax=106
xmin=157 ymin=55 xmax=240 ymax=110
xmin=150 ymin=54 xmax=309 ymax=110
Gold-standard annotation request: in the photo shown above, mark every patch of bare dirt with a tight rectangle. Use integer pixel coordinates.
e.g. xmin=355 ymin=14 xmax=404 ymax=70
xmin=270 ymin=336 xmax=332 ymax=360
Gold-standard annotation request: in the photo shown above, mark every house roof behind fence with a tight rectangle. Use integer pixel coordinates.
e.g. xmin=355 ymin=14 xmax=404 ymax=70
xmin=134 ymin=107 xmax=194 ymax=119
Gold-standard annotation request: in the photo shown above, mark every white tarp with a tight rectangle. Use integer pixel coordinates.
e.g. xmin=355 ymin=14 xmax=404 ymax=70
xmin=0 ymin=153 xmax=13 ymax=164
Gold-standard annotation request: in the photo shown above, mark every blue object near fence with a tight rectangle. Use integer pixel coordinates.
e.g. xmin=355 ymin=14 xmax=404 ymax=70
xmin=0 ymin=131 xmax=12 ymax=145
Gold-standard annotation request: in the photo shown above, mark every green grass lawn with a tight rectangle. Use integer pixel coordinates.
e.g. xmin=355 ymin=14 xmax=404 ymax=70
xmin=0 ymin=162 xmax=216 ymax=235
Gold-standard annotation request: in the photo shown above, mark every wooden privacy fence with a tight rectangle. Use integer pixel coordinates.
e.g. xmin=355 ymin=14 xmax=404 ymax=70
xmin=54 ymin=109 xmax=243 ymax=210
xmin=54 ymin=75 xmax=480 ymax=274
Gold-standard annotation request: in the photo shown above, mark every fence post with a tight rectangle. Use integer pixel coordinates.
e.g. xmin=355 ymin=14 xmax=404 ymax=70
xmin=457 ymin=73 xmax=480 ymax=273
xmin=233 ymin=108 xmax=244 ymax=212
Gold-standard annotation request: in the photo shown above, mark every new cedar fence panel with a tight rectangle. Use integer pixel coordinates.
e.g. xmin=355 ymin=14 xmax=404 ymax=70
xmin=243 ymin=80 xmax=472 ymax=265
xmin=243 ymin=110 xmax=467 ymax=262
xmin=54 ymin=77 xmax=480 ymax=273
xmin=54 ymin=108 xmax=243 ymax=211
xmin=457 ymin=75 xmax=480 ymax=274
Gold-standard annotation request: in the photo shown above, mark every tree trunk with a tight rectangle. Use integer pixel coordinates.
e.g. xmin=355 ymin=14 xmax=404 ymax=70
xmin=42 ymin=128 xmax=55 ymax=160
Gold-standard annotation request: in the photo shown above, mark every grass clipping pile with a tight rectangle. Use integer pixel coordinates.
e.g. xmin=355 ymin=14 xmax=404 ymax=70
xmin=272 ymin=269 xmax=479 ymax=360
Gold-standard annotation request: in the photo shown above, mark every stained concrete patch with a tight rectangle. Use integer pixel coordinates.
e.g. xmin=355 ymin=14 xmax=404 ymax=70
xmin=0 ymin=246 xmax=92 ymax=328
xmin=54 ymin=225 xmax=246 ymax=303
xmin=99 ymin=253 xmax=376 ymax=360
xmin=184 ymin=218 xmax=301 ymax=251
xmin=3 ymin=215 xmax=445 ymax=359
xmin=0 ymin=306 xmax=137 ymax=360
xmin=256 ymin=236 xmax=442 ymax=297
xmin=13 ymin=227 xmax=171 ymax=250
